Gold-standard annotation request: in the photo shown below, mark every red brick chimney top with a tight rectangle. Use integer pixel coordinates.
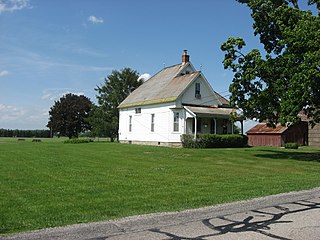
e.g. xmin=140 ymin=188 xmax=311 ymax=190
xmin=182 ymin=50 xmax=189 ymax=64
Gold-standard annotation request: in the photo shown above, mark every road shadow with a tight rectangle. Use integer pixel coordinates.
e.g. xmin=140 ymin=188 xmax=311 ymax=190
xmin=253 ymin=149 xmax=320 ymax=163
xmin=150 ymin=198 xmax=320 ymax=240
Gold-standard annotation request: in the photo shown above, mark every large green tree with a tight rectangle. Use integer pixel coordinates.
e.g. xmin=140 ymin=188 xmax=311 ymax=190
xmin=93 ymin=68 xmax=143 ymax=141
xmin=47 ymin=93 xmax=93 ymax=138
xmin=86 ymin=105 xmax=110 ymax=138
xmin=221 ymin=0 xmax=320 ymax=126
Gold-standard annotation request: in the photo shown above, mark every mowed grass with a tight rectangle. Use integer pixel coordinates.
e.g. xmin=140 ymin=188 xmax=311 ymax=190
xmin=1 ymin=138 xmax=320 ymax=234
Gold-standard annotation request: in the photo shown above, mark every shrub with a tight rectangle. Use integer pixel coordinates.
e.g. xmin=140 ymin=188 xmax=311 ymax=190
xmin=181 ymin=134 xmax=202 ymax=148
xmin=32 ymin=139 xmax=42 ymax=142
xmin=64 ymin=138 xmax=93 ymax=144
xmin=284 ymin=142 xmax=299 ymax=149
xmin=181 ymin=134 xmax=248 ymax=148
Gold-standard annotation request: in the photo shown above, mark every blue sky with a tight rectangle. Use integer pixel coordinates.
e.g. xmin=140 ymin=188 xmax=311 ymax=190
xmin=0 ymin=0 xmax=262 ymax=130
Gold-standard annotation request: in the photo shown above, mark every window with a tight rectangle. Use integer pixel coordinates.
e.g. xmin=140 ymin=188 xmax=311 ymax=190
xmin=195 ymin=83 xmax=201 ymax=99
xmin=135 ymin=108 xmax=141 ymax=114
xmin=173 ymin=112 xmax=180 ymax=132
xmin=129 ymin=115 xmax=132 ymax=132
xmin=151 ymin=114 xmax=155 ymax=132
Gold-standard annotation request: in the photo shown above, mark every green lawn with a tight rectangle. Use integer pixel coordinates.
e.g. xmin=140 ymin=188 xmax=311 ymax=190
xmin=1 ymin=138 xmax=320 ymax=234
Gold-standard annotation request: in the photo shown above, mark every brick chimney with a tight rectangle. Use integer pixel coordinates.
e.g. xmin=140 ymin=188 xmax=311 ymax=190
xmin=182 ymin=50 xmax=189 ymax=64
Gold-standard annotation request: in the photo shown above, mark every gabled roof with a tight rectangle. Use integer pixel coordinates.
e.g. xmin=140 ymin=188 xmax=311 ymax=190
xmin=118 ymin=62 xmax=200 ymax=108
xmin=246 ymin=123 xmax=288 ymax=134
xmin=213 ymin=91 xmax=230 ymax=107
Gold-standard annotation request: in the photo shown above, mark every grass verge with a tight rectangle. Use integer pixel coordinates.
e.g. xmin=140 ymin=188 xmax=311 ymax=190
xmin=1 ymin=139 xmax=320 ymax=234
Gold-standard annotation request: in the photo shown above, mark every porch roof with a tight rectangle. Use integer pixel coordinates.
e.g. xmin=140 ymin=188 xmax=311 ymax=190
xmin=185 ymin=106 xmax=236 ymax=118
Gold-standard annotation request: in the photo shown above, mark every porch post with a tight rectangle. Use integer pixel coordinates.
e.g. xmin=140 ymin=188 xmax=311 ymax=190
xmin=214 ymin=118 xmax=217 ymax=134
xmin=194 ymin=116 xmax=197 ymax=140
xmin=231 ymin=121 xmax=234 ymax=134
xmin=240 ymin=120 xmax=244 ymax=135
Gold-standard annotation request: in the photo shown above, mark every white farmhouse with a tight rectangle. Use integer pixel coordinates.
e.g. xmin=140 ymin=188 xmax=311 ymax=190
xmin=118 ymin=50 xmax=237 ymax=147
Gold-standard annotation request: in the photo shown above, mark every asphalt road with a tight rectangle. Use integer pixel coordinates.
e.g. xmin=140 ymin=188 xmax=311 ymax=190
xmin=2 ymin=188 xmax=320 ymax=240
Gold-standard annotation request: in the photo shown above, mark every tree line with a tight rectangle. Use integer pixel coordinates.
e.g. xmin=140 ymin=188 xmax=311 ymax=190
xmin=0 ymin=129 xmax=51 ymax=138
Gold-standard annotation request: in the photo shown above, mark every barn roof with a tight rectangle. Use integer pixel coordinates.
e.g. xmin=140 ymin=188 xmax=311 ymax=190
xmin=246 ymin=123 xmax=288 ymax=134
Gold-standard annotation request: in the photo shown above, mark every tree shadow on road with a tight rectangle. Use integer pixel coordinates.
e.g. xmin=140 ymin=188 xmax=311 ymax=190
xmin=150 ymin=199 xmax=320 ymax=240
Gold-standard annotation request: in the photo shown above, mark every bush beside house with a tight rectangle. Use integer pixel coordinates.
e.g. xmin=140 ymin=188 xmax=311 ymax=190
xmin=181 ymin=134 xmax=248 ymax=148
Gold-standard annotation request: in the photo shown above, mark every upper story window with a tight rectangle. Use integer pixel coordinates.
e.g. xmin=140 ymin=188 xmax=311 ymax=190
xmin=135 ymin=108 xmax=141 ymax=114
xmin=195 ymin=83 xmax=201 ymax=99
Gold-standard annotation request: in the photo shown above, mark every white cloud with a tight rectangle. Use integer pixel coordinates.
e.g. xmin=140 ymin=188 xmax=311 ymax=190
xmin=75 ymin=47 xmax=107 ymax=58
xmin=0 ymin=0 xmax=31 ymax=14
xmin=1 ymin=47 xmax=113 ymax=76
xmin=0 ymin=103 xmax=26 ymax=121
xmin=0 ymin=103 xmax=49 ymax=129
xmin=41 ymin=89 xmax=85 ymax=102
xmin=0 ymin=70 xmax=9 ymax=77
xmin=26 ymin=109 xmax=48 ymax=121
xmin=138 ymin=73 xmax=152 ymax=82
xmin=88 ymin=15 xmax=104 ymax=24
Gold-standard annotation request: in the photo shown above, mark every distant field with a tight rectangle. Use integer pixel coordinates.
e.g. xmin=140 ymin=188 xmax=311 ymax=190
xmin=1 ymin=138 xmax=320 ymax=234
xmin=0 ymin=137 xmax=110 ymax=143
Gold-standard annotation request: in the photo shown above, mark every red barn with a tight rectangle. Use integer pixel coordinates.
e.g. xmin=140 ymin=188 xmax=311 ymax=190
xmin=246 ymin=122 xmax=308 ymax=147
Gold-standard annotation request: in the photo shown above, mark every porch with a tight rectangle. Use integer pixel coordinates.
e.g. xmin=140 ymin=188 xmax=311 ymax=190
xmin=184 ymin=105 xmax=243 ymax=137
